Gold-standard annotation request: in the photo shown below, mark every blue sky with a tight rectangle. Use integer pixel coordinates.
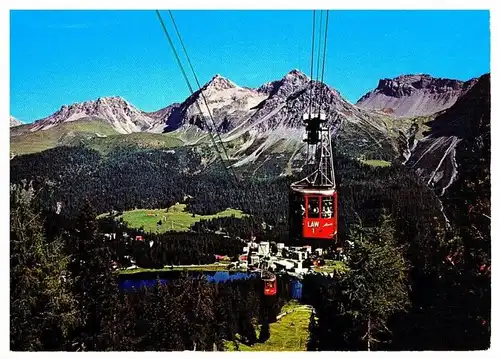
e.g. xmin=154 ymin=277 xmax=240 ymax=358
xmin=10 ymin=10 xmax=490 ymax=123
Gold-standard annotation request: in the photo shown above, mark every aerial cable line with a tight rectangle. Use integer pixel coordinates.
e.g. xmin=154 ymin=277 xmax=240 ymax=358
xmin=167 ymin=10 xmax=235 ymax=175
xmin=315 ymin=10 xmax=323 ymax=85
xmin=168 ymin=10 xmax=274 ymax=225
xmin=155 ymin=10 xmax=264 ymax=234
xmin=155 ymin=10 xmax=240 ymax=195
xmin=320 ymin=10 xmax=329 ymax=84
xmin=314 ymin=10 xmax=325 ymax=117
xmin=306 ymin=10 xmax=317 ymax=163
xmin=165 ymin=10 xmax=269 ymax=223
xmin=314 ymin=10 xmax=329 ymax=112
xmin=308 ymin=10 xmax=316 ymax=119
xmin=155 ymin=11 xmax=197 ymax=98
xmin=318 ymin=11 xmax=367 ymax=149
xmin=320 ymin=10 xmax=330 ymax=113
xmin=155 ymin=10 xmax=234 ymax=181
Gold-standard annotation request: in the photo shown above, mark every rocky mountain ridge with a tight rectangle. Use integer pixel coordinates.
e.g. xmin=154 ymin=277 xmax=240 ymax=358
xmin=356 ymin=74 xmax=478 ymax=117
xmin=11 ymin=70 xmax=488 ymax=193
xmin=17 ymin=71 xmax=478 ymax=138
xmin=28 ymin=96 xmax=159 ymax=134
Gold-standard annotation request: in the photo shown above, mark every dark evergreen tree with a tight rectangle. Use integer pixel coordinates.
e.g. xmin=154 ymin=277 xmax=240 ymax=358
xmin=341 ymin=214 xmax=410 ymax=350
xmin=10 ymin=185 xmax=76 ymax=351
xmin=67 ymin=201 xmax=121 ymax=351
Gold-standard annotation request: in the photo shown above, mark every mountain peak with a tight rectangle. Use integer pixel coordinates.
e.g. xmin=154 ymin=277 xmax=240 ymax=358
xmin=95 ymin=96 xmax=129 ymax=104
xmin=204 ymin=74 xmax=237 ymax=91
xmin=392 ymin=73 xmax=432 ymax=81
xmin=58 ymin=96 xmax=131 ymax=110
xmin=257 ymin=69 xmax=310 ymax=96
xmin=284 ymin=69 xmax=309 ymax=81
xmin=10 ymin=115 xmax=23 ymax=127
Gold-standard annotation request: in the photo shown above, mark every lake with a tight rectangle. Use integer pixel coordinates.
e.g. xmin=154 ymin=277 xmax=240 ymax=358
xmin=118 ymin=270 xmax=257 ymax=291
xmin=118 ymin=270 xmax=303 ymax=299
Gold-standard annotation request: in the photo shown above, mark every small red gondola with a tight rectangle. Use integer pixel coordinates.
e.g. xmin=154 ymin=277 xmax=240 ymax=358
xmin=262 ymin=271 xmax=277 ymax=296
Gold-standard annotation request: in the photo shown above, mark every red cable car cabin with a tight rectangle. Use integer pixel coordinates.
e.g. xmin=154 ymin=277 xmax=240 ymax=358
xmin=263 ymin=279 xmax=277 ymax=296
xmin=262 ymin=271 xmax=277 ymax=296
xmin=289 ymin=187 xmax=338 ymax=241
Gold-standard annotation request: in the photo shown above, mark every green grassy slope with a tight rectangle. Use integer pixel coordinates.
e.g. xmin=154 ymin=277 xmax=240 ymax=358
xmin=359 ymin=159 xmax=392 ymax=167
xmin=10 ymin=119 xmax=186 ymax=156
xmin=110 ymin=203 xmax=246 ymax=233
xmin=225 ymin=300 xmax=313 ymax=351
xmin=10 ymin=119 xmax=119 ymax=155
xmin=10 ymin=119 xmax=188 ymax=155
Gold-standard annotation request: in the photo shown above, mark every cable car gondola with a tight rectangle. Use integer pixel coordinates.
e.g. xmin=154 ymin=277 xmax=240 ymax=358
xmin=262 ymin=270 xmax=277 ymax=296
xmin=290 ymin=186 xmax=337 ymax=240
xmin=289 ymin=112 xmax=338 ymax=242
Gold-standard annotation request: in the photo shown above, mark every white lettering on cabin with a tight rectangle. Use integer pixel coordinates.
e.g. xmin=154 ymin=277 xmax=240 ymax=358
xmin=308 ymin=221 xmax=320 ymax=228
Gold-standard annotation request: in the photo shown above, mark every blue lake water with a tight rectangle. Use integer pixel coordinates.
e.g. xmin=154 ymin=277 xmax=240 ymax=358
xmin=118 ymin=270 xmax=303 ymax=299
xmin=118 ymin=271 xmax=257 ymax=291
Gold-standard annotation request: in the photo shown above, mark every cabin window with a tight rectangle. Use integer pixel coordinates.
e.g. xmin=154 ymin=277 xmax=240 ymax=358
xmin=307 ymin=196 xmax=320 ymax=218
xmin=322 ymin=197 xmax=333 ymax=218
xmin=299 ymin=195 xmax=306 ymax=217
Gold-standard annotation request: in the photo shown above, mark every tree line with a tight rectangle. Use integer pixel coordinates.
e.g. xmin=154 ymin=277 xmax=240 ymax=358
xmin=10 ymin=145 xmax=291 ymax=230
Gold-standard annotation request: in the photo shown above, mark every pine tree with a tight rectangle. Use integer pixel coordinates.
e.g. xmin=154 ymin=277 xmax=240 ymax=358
xmin=10 ymin=185 xmax=76 ymax=350
xmin=116 ymin=292 xmax=141 ymax=350
xmin=173 ymin=275 xmax=216 ymax=350
xmin=67 ymin=200 xmax=121 ymax=351
xmin=341 ymin=213 xmax=410 ymax=350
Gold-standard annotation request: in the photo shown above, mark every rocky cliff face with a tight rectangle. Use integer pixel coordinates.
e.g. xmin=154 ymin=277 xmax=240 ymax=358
xmin=145 ymin=103 xmax=181 ymax=133
xmin=404 ymin=73 xmax=490 ymax=196
xmin=356 ymin=74 xmax=477 ymax=117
